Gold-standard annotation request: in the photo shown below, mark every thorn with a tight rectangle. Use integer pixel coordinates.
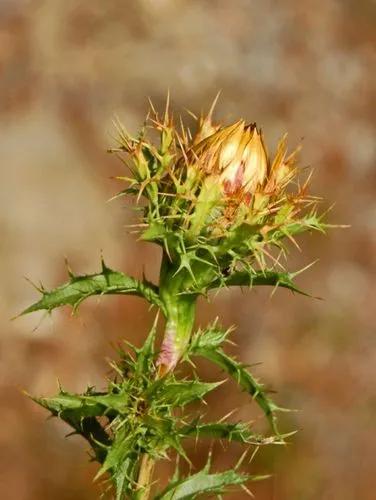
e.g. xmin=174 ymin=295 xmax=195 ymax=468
xmin=100 ymin=252 xmax=110 ymax=273
xmin=148 ymin=96 xmax=157 ymax=117
xmin=249 ymin=445 xmax=260 ymax=464
xmin=241 ymin=484 xmax=255 ymax=498
xmin=184 ymin=107 xmax=198 ymax=121
xmin=164 ymin=89 xmax=170 ymax=125
xmin=208 ymin=90 xmax=221 ymax=119
xmin=218 ymin=409 xmax=237 ymax=423
xmin=235 ymin=448 xmax=249 ymax=470
xmin=23 ymin=275 xmax=44 ymax=293
xmin=291 ymin=259 xmax=319 ymax=278
xmin=64 ymin=256 xmax=75 ymax=278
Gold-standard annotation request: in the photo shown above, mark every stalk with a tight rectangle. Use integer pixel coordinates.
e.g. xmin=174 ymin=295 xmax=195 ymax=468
xmin=135 ymin=454 xmax=155 ymax=500
xmin=156 ymin=252 xmax=197 ymax=374
xmin=132 ymin=251 xmax=198 ymax=499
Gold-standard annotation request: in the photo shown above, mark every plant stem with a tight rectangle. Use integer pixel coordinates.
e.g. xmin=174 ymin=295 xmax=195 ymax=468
xmin=134 ymin=251 xmax=198 ymax=498
xmin=157 ymin=252 xmax=197 ymax=373
xmin=135 ymin=453 xmax=155 ymax=500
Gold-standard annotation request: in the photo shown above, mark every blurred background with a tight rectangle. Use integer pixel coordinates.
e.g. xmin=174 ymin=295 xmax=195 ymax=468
xmin=1 ymin=0 xmax=375 ymax=498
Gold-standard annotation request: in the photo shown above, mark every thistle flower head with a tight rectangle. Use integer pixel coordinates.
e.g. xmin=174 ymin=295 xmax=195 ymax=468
xmin=111 ymin=97 xmax=324 ymax=291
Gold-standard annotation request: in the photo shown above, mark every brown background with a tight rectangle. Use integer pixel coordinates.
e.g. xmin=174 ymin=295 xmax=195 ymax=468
xmin=1 ymin=1 xmax=375 ymax=499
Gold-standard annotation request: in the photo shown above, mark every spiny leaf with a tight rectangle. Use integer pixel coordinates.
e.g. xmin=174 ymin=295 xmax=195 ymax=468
xmin=210 ymin=269 xmax=309 ymax=296
xmin=20 ymin=261 xmax=165 ymax=316
xmin=33 ymin=389 xmax=130 ymax=417
xmin=180 ymin=421 xmax=281 ymax=445
xmin=188 ymin=331 xmax=286 ymax=434
xmin=134 ymin=314 xmax=158 ymax=376
xmin=154 ymin=467 xmax=252 ymax=500
xmin=96 ymin=425 xmax=138 ymax=482
xmin=65 ymin=415 xmax=110 ymax=464
xmin=147 ymin=379 xmax=224 ymax=407
xmin=271 ymin=213 xmax=327 ymax=240
xmin=195 ymin=348 xmax=282 ymax=434
xmin=188 ymin=322 xmax=232 ymax=352
xmin=30 ymin=391 xmax=112 ymax=464
xmin=140 ymin=221 xmax=167 ymax=242
xmin=114 ymin=459 xmax=135 ymax=500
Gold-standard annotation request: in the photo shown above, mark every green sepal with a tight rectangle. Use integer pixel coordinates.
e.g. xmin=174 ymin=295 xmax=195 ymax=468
xmin=20 ymin=260 xmax=164 ymax=316
xmin=216 ymin=223 xmax=261 ymax=256
xmin=187 ymin=177 xmax=222 ymax=239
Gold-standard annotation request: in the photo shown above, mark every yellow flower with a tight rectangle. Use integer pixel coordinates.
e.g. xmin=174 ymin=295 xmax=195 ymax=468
xmin=192 ymin=121 xmax=268 ymax=196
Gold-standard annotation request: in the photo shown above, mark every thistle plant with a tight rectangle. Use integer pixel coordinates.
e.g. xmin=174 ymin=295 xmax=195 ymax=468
xmin=22 ymin=97 xmax=328 ymax=499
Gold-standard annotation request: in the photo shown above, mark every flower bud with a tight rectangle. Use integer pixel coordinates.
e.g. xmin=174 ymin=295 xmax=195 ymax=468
xmin=192 ymin=121 xmax=268 ymax=197
xmin=220 ymin=124 xmax=267 ymax=195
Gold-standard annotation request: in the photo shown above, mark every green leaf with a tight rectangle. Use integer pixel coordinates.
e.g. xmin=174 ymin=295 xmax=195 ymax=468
xmin=271 ymin=213 xmax=327 ymax=240
xmin=217 ymin=223 xmax=261 ymax=255
xmin=134 ymin=315 xmax=158 ymax=377
xmin=188 ymin=331 xmax=286 ymax=434
xmin=114 ymin=458 xmax=135 ymax=500
xmin=188 ymin=322 xmax=232 ymax=352
xmin=20 ymin=260 xmax=165 ymax=316
xmin=210 ymin=269 xmax=309 ymax=296
xmin=96 ymin=425 xmax=138 ymax=479
xmin=140 ymin=221 xmax=167 ymax=242
xmin=96 ymin=426 xmax=141 ymax=500
xmin=197 ymin=349 xmax=281 ymax=434
xmin=180 ymin=421 xmax=279 ymax=445
xmin=147 ymin=379 xmax=224 ymax=407
xmin=34 ymin=389 xmax=129 ymax=417
xmin=155 ymin=467 xmax=251 ymax=500
xmin=31 ymin=390 xmax=113 ymax=463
